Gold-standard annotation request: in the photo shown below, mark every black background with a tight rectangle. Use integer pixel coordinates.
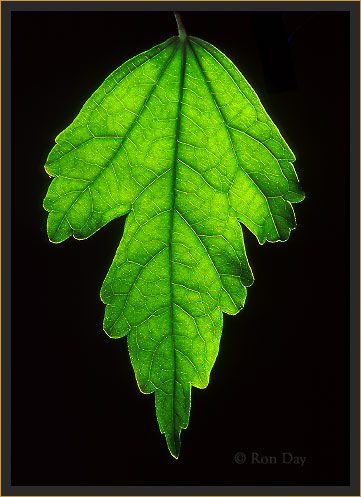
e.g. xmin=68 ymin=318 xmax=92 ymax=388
xmin=11 ymin=8 xmax=350 ymax=487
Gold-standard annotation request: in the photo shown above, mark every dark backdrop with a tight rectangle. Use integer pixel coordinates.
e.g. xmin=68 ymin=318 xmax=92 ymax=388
xmin=11 ymin=9 xmax=350 ymax=487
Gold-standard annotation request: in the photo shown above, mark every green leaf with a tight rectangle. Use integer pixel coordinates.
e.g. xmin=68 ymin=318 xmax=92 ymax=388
xmin=43 ymin=30 xmax=304 ymax=458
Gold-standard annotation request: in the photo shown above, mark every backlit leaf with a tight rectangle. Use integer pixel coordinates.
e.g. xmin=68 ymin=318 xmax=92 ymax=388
xmin=43 ymin=27 xmax=304 ymax=458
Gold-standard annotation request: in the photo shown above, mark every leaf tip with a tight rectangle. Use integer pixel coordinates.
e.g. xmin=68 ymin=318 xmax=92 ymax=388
xmin=165 ymin=431 xmax=181 ymax=459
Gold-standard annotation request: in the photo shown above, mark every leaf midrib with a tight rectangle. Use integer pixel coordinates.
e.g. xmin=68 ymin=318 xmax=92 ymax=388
xmin=168 ymin=38 xmax=186 ymax=450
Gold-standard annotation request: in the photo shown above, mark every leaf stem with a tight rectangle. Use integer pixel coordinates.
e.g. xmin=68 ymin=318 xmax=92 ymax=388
xmin=174 ymin=12 xmax=187 ymax=40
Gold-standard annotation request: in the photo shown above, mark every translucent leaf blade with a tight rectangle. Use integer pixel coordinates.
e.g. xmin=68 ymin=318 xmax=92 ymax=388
xmin=43 ymin=33 xmax=304 ymax=457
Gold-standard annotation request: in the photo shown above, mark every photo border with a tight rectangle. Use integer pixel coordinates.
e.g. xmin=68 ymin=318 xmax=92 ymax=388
xmin=2 ymin=1 xmax=359 ymax=496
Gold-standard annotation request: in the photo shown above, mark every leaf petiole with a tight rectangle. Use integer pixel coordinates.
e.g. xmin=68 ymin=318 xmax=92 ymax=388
xmin=174 ymin=12 xmax=187 ymax=40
